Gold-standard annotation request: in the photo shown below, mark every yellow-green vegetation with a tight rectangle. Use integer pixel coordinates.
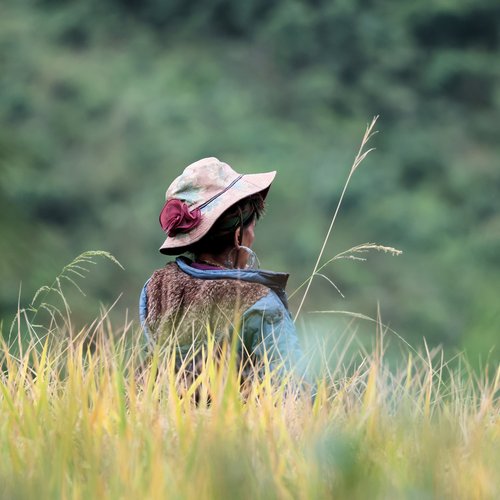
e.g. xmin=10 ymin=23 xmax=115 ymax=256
xmin=1 ymin=299 xmax=499 ymax=499
xmin=2 ymin=1 xmax=500 ymax=359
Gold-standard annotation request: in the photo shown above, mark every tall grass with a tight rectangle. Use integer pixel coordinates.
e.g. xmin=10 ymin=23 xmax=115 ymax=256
xmin=293 ymin=116 xmax=402 ymax=321
xmin=1 ymin=296 xmax=499 ymax=499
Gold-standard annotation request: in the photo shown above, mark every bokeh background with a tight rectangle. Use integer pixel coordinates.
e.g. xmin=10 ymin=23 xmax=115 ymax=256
xmin=1 ymin=0 xmax=499 ymax=361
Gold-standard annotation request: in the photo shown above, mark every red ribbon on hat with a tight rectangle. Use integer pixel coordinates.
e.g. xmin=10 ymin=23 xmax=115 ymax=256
xmin=159 ymin=199 xmax=201 ymax=236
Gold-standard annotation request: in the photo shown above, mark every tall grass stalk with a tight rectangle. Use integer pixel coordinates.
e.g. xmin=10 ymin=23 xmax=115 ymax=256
xmin=293 ymin=116 xmax=402 ymax=321
xmin=9 ymin=250 xmax=123 ymax=349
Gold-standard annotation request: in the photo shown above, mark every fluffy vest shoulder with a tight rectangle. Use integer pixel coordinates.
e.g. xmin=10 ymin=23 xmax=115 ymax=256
xmin=146 ymin=262 xmax=270 ymax=346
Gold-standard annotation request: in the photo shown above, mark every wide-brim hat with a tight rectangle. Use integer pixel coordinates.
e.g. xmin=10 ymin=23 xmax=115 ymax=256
xmin=159 ymin=157 xmax=276 ymax=255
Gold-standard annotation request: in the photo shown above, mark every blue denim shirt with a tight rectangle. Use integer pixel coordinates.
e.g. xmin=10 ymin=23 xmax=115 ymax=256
xmin=139 ymin=257 xmax=303 ymax=374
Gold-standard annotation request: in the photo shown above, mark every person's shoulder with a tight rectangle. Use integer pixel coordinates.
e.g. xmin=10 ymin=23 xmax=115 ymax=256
xmin=149 ymin=261 xmax=178 ymax=277
xmin=142 ymin=262 xmax=180 ymax=301
xmin=243 ymin=289 xmax=287 ymax=319
xmin=146 ymin=260 xmax=180 ymax=283
xmin=227 ymin=279 xmax=270 ymax=309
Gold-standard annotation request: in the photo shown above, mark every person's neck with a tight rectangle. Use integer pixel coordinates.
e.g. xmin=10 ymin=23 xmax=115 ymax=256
xmin=195 ymin=252 xmax=230 ymax=269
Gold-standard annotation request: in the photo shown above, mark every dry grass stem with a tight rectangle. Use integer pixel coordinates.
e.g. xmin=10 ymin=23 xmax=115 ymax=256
xmin=294 ymin=117 xmax=381 ymax=322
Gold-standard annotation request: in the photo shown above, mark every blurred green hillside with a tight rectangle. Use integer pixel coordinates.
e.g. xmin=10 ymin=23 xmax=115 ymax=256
xmin=1 ymin=0 xmax=499 ymax=358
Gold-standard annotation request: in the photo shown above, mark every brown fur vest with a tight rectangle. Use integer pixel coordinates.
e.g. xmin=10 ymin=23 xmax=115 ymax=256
xmin=145 ymin=262 xmax=270 ymax=347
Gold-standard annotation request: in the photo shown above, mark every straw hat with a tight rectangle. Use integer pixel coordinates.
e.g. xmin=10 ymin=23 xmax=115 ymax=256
xmin=158 ymin=157 xmax=276 ymax=255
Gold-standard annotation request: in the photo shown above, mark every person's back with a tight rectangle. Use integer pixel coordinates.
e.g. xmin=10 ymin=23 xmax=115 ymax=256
xmin=140 ymin=157 xmax=303 ymax=380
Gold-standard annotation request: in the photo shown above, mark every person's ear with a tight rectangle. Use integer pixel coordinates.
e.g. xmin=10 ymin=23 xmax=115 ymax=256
xmin=234 ymin=228 xmax=241 ymax=248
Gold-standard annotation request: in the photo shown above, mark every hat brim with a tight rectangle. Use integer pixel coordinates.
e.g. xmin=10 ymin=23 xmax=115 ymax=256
xmin=159 ymin=170 xmax=276 ymax=255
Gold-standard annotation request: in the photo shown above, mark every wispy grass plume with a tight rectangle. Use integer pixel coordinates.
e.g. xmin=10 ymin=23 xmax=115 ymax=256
xmin=293 ymin=117 xmax=402 ymax=321
xmin=9 ymin=250 xmax=123 ymax=349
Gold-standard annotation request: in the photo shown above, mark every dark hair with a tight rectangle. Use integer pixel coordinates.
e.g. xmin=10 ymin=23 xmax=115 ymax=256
xmin=187 ymin=194 xmax=265 ymax=256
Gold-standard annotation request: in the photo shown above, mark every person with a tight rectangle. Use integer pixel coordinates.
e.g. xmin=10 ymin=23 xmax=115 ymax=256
xmin=139 ymin=157 xmax=303 ymax=384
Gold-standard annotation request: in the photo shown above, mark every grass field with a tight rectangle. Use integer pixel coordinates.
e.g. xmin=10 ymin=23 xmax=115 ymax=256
xmin=1 ymin=300 xmax=499 ymax=500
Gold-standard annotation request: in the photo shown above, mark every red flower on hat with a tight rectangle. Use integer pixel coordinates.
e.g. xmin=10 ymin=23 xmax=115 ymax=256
xmin=159 ymin=199 xmax=201 ymax=236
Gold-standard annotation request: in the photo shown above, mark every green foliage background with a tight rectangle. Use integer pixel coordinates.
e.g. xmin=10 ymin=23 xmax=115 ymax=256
xmin=1 ymin=0 xmax=499 ymax=359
